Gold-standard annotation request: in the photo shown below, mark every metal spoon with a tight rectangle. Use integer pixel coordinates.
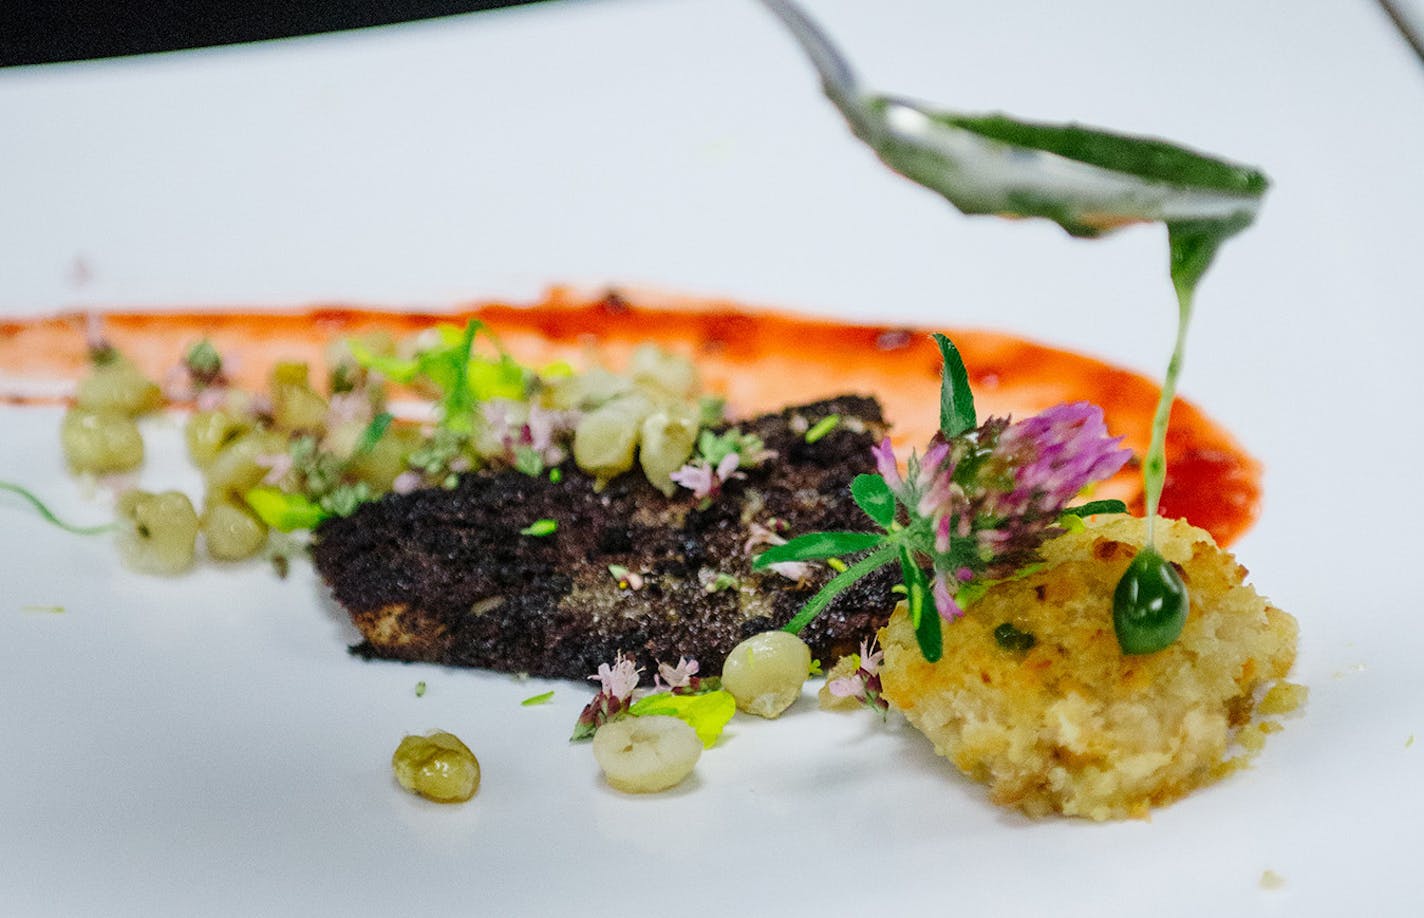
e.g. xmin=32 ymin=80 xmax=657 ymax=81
xmin=757 ymin=0 xmax=1267 ymax=238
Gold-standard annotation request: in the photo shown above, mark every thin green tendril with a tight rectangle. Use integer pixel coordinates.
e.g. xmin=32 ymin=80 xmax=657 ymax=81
xmin=0 ymin=481 xmax=116 ymax=536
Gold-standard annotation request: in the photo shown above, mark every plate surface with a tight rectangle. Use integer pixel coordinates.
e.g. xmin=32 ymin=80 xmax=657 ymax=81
xmin=2 ymin=1 xmax=1423 ymax=915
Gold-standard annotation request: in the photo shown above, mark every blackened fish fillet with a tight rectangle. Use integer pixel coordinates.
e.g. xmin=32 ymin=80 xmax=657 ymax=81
xmin=311 ymin=396 xmax=898 ymax=679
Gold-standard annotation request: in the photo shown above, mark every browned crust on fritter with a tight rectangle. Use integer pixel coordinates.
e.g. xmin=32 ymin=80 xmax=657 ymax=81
xmin=311 ymin=396 xmax=897 ymax=679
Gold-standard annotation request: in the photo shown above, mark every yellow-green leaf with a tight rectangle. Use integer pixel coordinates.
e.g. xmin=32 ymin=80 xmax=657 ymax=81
xmin=629 ymin=690 xmax=736 ymax=748
xmin=243 ymin=486 xmax=329 ymax=531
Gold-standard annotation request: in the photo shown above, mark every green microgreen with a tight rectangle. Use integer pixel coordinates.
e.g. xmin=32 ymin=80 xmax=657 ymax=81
xmin=244 ymin=487 xmax=328 ymax=532
xmin=0 ymin=481 xmax=117 ymax=536
xmin=698 ymin=395 xmax=728 ymax=426
xmin=706 ymin=572 xmax=739 ymax=593
xmin=415 ymin=681 xmax=427 ymax=697
xmin=346 ymin=320 xmax=529 ymax=434
xmin=779 ymin=544 xmax=899 ymax=636
xmin=521 ymin=690 xmax=556 ymax=706
xmin=850 ymin=472 xmax=896 ymax=527
xmin=353 ymin=412 xmax=393 ymax=457
xmin=754 ymin=531 xmax=885 ymax=566
xmin=696 ymin=427 xmax=770 ymax=469
xmin=520 ymin=518 xmax=558 ymax=537
xmin=319 ymin=482 xmax=373 ymax=518
xmin=629 ymin=690 xmax=736 ymax=748
xmin=804 ymin=413 xmax=841 ymax=444
xmin=513 ymin=446 xmax=544 ymax=477
xmin=548 ymin=467 xmax=563 ymax=484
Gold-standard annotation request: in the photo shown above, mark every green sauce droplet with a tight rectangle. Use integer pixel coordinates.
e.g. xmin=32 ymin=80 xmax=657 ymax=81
xmin=1112 ymin=547 xmax=1188 ymax=654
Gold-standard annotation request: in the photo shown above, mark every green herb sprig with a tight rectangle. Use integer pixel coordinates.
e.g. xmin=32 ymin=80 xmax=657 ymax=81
xmin=756 ymin=335 xmax=1127 ymax=662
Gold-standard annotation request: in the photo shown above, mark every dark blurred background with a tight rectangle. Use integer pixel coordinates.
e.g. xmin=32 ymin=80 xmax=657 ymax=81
xmin=2 ymin=0 xmax=561 ymax=67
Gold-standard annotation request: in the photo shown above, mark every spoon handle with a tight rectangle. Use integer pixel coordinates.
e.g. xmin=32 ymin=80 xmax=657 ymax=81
xmin=757 ymin=0 xmax=861 ymax=108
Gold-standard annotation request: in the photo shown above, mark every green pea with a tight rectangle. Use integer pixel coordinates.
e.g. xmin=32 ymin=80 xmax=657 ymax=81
xmin=1112 ymin=548 xmax=1188 ymax=655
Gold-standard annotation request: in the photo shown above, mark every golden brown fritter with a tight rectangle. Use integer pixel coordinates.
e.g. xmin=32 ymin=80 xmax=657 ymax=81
xmin=880 ymin=515 xmax=1299 ymax=820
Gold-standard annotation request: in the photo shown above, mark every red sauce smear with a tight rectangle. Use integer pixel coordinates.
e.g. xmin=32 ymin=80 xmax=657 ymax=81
xmin=0 ymin=286 xmax=1260 ymax=545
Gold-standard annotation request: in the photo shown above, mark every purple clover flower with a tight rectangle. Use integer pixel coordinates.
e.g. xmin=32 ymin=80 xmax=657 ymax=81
xmin=871 ymin=401 xmax=1130 ymax=621
xmin=992 ymin=401 xmax=1130 ymax=516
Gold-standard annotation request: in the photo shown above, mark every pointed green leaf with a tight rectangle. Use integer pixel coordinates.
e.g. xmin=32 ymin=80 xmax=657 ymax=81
xmin=344 ymin=341 xmax=420 ymax=383
xmin=850 ymin=473 xmax=896 ymax=527
xmin=900 ymin=548 xmax=941 ymax=662
xmin=243 ymin=486 xmax=330 ymax=532
xmin=353 ymin=412 xmax=393 ymax=457
xmin=754 ymin=531 xmax=885 ymax=568
xmin=933 ymin=333 xmax=976 ymax=437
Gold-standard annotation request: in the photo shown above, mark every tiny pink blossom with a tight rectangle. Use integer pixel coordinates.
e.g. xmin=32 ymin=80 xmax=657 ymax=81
xmin=715 ymin=451 xmax=741 ymax=482
xmin=932 ymin=571 xmax=963 ymax=622
xmin=589 ymin=654 xmax=641 ymax=701
xmin=84 ymin=311 xmax=107 ymax=354
xmin=768 ymin=560 xmax=812 ymax=582
xmin=669 ymin=462 xmax=715 ymax=499
xmin=655 ymin=656 xmax=700 ymax=692
xmin=255 ymin=452 xmax=294 ymax=486
xmin=858 ymin=638 xmax=884 ymax=677
xmin=671 ymin=452 xmax=744 ymax=501
xmin=392 ymin=471 xmax=423 ymax=494
xmin=744 ymin=522 xmax=812 ymax=582
xmin=871 ymin=437 xmax=903 ymax=493
xmin=326 ymin=391 xmax=371 ymax=427
xmin=162 ymin=365 xmax=196 ymax=402
xmin=743 ymin=521 xmax=782 ymax=556
xmin=195 ymin=387 xmax=228 ymax=412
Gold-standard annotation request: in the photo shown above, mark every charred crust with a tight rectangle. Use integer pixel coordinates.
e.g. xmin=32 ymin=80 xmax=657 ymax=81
xmin=312 ymin=396 xmax=896 ymax=679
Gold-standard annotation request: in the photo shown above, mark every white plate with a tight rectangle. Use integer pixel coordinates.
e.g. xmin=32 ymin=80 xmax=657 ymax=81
xmin=2 ymin=1 xmax=1423 ymax=915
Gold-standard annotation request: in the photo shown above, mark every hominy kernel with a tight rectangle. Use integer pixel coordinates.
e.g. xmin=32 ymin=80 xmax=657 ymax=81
xmin=720 ymin=631 xmax=813 ymax=719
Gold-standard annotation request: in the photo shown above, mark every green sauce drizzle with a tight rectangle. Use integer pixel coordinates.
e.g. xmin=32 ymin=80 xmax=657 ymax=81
xmin=760 ymin=0 xmax=1270 ymax=654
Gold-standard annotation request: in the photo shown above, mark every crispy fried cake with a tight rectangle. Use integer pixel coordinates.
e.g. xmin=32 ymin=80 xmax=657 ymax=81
xmin=880 ymin=515 xmax=1299 ymax=820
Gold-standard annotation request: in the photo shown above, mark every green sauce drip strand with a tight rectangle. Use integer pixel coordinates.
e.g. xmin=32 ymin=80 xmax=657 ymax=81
xmin=1115 ymin=218 xmax=1246 ymax=654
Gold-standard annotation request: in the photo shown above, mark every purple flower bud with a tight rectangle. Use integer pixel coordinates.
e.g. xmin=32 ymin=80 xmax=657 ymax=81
xmin=871 ymin=437 xmax=903 ymax=493
xmin=932 ymin=571 xmax=963 ymax=622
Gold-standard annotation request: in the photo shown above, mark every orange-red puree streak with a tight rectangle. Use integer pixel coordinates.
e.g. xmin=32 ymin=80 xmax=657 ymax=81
xmin=0 ymin=287 xmax=1259 ymax=546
